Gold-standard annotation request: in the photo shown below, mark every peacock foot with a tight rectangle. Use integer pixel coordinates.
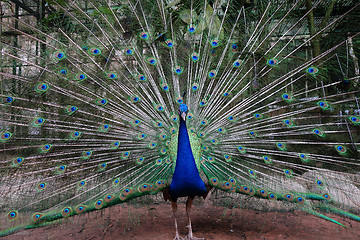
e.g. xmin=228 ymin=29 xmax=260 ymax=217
xmin=184 ymin=235 xmax=204 ymax=240
xmin=173 ymin=236 xmax=184 ymax=240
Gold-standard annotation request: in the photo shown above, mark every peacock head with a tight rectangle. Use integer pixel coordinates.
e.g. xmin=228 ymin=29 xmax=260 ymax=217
xmin=179 ymin=104 xmax=188 ymax=121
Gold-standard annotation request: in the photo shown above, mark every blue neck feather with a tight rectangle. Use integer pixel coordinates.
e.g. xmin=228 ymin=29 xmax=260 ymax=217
xmin=169 ymin=117 xmax=206 ymax=199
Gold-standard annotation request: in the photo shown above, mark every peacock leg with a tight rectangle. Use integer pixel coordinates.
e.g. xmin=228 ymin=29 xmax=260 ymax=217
xmin=172 ymin=201 xmax=184 ymax=240
xmin=185 ymin=197 xmax=204 ymax=240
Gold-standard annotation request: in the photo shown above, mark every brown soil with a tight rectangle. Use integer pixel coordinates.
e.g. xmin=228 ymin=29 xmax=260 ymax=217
xmin=3 ymin=203 xmax=360 ymax=240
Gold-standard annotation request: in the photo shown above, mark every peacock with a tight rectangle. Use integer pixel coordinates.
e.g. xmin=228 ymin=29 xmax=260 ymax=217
xmin=1 ymin=0 xmax=360 ymax=239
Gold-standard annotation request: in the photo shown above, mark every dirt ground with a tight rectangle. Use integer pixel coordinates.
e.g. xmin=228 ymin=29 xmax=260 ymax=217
xmin=3 ymin=202 xmax=360 ymax=240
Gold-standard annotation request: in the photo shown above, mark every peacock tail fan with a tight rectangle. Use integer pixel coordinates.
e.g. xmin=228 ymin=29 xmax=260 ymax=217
xmin=1 ymin=0 xmax=360 ymax=237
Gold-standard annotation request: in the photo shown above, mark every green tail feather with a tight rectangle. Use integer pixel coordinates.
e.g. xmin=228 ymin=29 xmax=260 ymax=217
xmin=0 ymin=0 xmax=360 ymax=237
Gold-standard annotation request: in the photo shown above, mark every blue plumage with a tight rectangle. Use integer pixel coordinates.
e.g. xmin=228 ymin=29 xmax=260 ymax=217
xmin=170 ymin=106 xmax=207 ymax=200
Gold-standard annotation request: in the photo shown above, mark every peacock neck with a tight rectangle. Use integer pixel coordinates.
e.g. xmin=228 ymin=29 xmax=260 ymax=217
xmin=175 ymin=118 xmax=197 ymax=171
xmin=169 ymin=117 xmax=206 ymax=199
